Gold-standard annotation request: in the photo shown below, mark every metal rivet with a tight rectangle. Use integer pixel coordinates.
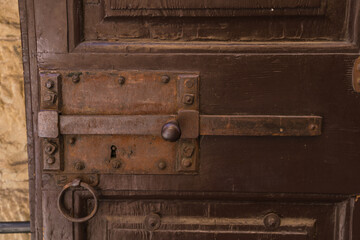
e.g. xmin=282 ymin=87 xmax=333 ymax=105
xmin=181 ymin=158 xmax=192 ymax=168
xmin=72 ymin=74 xmax=80 ymax=83
xmin=161 ymin=75 xmax=170 ymax=84
xmin=182 ymin=145 xmax=195 ymax=158
xmin=184 ymin=79 xmax=194 ymax=88
xmin=74 ymin=161 xmax=85 ymax=170
xmin=69 ymin=137 xmax=76 ymax=145
xmin=46 ymin=156 xmax=55 ymax=165
xmin=309 ymin=124 xmax=317 ymax=131
xmin=44 ymin=93 xmax=57 ymax=103
xmin=158 ymin=161 xmax=167 ymax=170
xmin=45 ymin=80 xmax=54 ymax=89
xmin=183 ymin=94 xmax=195 ymax=105
xmin=111 ymin=159 xmax=121 ymax=169
xmin=45 ymin=143 xmax=57 ymax=155
xmin=279 ymin=128 xmax=284 ymax=133
xmin=264 ymin=213 xmax=281 ymax=230
xmin=144 ymin=213 xmax=161 ymax=231
xmin=118 ymin=76 xmax=126 ymax=85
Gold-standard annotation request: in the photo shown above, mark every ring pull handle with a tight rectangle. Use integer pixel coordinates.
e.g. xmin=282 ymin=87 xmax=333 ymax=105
xmin=57 ymin=179 xmax=99 ymax=223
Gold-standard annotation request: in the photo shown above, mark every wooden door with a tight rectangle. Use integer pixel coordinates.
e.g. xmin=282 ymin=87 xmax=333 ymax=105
xmin=19 ymin=0 xmax=360 ymax=239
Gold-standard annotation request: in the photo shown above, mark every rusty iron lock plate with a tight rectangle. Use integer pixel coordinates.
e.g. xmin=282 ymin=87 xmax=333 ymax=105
xmin=38 ymin=69 xmax=322 ymax=176
xmin=39 ymin=70 xmax=200 ymax=175
xmin=40 ymin=70 xmax=199 ymax=114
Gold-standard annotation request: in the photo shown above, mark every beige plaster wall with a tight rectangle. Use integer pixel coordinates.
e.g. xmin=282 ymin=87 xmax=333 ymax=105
xmin=0 ymin=0 xmax=30 ymax=239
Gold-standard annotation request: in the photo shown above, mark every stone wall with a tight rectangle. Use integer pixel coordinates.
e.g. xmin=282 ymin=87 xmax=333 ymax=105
xmin=0 ymin=0 xmax=30 ymax=239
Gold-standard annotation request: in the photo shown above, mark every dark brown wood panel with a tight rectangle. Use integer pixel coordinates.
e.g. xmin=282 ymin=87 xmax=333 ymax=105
xmin=74 ymin=0 xmax=348 ymax=45
xmin=105 ymin=0 xmax=326 ymax=17
xmin=19 ymin=0 xmax=360 ymax=238
xmin=67 ymin=192 xmax=352 ymax=240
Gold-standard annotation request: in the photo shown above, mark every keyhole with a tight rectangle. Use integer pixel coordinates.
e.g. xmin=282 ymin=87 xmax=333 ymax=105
xmin=111 ymin=145 xmax=117 ymax=158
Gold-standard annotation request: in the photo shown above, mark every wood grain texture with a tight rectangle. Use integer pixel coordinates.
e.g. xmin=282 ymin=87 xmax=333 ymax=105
xmin=110 ymin=0 xmax=323 ymax=9
xmin=106 ymin=0 xmax=326 ymax=17
xmin=19 ymin=0 xmax=360 ymax=238
xmin=81 ymin=0 xmax=344 ymax=43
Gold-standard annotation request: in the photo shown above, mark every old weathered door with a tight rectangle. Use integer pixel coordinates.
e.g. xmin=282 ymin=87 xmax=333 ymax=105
xmin=20 ymin=0 xmax=360 ymax=239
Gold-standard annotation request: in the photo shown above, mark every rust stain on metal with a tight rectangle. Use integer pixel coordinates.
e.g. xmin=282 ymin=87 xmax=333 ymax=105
xmin=63 ymin=135 xmax=179 ymax=174
xmin=59 ymin=70 xmax=199 ymax=115
xmin=40 ymin=72 xmax=61 ymax=110
xmin=200 ymin=115 xmax=322 ymax=136
xmin=38 ymin=111 xmax=59 ymax=138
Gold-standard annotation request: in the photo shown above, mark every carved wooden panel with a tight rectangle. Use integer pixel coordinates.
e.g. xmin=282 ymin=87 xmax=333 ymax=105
xmin=74 ymin=0 xmax=348 ymax=45
xmin=72 ymin=194 xmax=352 ymax=240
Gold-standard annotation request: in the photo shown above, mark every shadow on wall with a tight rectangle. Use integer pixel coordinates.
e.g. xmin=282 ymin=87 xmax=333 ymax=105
xmin=0 ymin=0 xmax=30 ymax=239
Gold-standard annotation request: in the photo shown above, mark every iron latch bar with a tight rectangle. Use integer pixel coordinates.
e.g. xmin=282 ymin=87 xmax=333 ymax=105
xmin=38 ymin=111 xmax=321 ymax=138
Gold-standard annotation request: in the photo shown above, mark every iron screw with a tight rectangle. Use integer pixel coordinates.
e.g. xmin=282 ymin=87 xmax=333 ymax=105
xmin=69 ymin=137 xmax=76 ymax=145
xmin=181 ymin=158 xmax=193 ymax=168
xmin=44 ymin=143 xmax=56 ymax=155
xmin=118 ymin=76 xmax=126 ymax=85
xmin=44 ymin=93 xmax=57 ymax=103
xmin=182 ymin=145 xmax=195 ymax=158
xmin=161 ymin=75 xmax=170 ymax=84
xmin=145 ymin=213 xmax=161 ymax=231
xmin=183 ymin=94 xmax=195 ymax=105
xmin=184 ymin=79 xmax=194 ymax=88
xmin=158 ymin=161 xmax=167 ymax=170
xmin=72 ymin=74 xmax=80 ymax=83
xmin=309 ymin=124 xmax=317 ymax=131
xmin=46 ymin=156 xmax=55 ymax=165
xmin=45 ymin=80 xmax=54 ymax=89
xmin=263 ymin=213 xmax=281 ymax=230
xmin=111 ymin=160 xmax=121 ymax=169
xmin=74 ymin=161 xmax=85 ymax=170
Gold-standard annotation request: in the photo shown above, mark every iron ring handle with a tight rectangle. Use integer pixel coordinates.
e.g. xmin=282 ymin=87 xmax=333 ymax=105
xmin=57 ymin=179 xmax=99 ymax=223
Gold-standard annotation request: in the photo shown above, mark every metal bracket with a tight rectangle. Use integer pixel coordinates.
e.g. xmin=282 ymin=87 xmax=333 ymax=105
xmin=40 ymin=72 xmax=61 ymax=110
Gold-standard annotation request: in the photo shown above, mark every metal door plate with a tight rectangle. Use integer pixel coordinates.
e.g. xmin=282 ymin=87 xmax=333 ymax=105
xmin=39 ymin=70 xmax=200 ymax=175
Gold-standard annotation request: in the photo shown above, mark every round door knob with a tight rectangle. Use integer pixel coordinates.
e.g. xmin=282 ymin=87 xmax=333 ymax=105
xmin=161 ymin=120 xmax=181 ymax=142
